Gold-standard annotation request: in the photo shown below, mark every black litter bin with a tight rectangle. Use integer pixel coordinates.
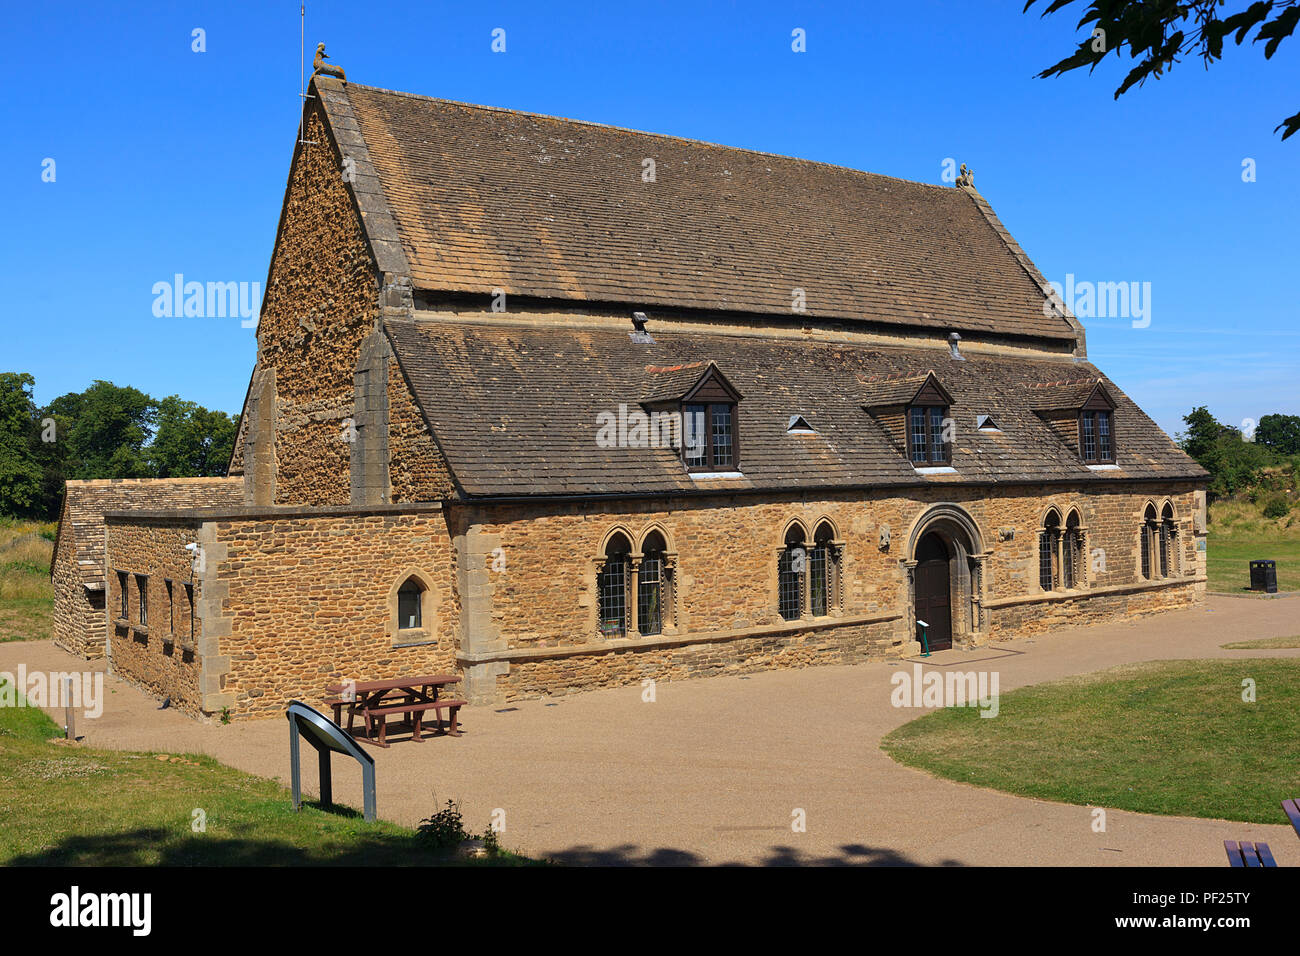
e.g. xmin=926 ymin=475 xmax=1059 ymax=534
xmin=1249 ymin=560 xmax=1278 ymax=594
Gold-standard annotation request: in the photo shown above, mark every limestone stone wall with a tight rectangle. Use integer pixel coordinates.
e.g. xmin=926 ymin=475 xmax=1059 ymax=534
xmin=104 ymin=518 xmax=205 ymax=716
xmin=51 ymin=477 xmax=243 ymax=660
xmin=50 ymin=505 xmax=99 ymax=658
xmin=95 ymin=481 xmax=1205 ymax=720
xmin=451 ymin=480 xmax=1205 ymax=702
xmin=247 ymin=106 xmax=381 ymax=507
xmin=208 ymin=508 xmax=459 ymax=718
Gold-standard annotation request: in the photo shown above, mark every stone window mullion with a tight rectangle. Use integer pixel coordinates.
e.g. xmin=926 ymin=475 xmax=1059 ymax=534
xmin=799 ymin=544 xmax=812 ymax=620
xmin=627 ymin=554 xmax=641 ymax=638
xmin=662 ymin=551 xmax=678 ymax=632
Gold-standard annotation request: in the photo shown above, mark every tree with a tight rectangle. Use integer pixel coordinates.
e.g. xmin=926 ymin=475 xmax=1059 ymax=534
xmin=1026 ymin=1 xmax=1300 ymax=140
xmin=1177 ymin=405 xmax=1271 ymax=498
xmin=0 ymin=373 xmax=45 ymax=517
xmin=1177 ymin=405 xmax=1233 ymax=461
xmin=42 ymin=381 xmax=156 ymax=481
xmin=149 ymin=396 xmax=238 ymax=478
xmin=1254 ymin=413 xmax=1300 ymax=455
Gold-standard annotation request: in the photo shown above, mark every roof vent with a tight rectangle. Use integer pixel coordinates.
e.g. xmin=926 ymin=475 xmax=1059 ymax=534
xmin=976 ymin=414 xmax=1001 ymax=432
xmin=787 ymin=415 xmax=815 ymax=434
xmin=948 ymin=331 xmax=964 ymax=361
xmin=629 ymin=311 xmax=654 ymax=343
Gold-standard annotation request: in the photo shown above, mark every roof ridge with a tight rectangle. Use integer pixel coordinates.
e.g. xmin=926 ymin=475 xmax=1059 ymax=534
xmin=342 ymin=81 xmax=956 ymax=192
xmin=1027 ymin=377 xmax=1102 ymax=389
xmin=645 ymin=361 xmax=709 ymax=373
xmin=66 ymin=476 xmax=239 ymax=487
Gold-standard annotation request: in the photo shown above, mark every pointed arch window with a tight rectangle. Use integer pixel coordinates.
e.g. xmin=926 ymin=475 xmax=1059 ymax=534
xmin=809 ymin=521 xmax=842 ymax=617
xmin=598 ymin=533 xmax=632 ymax=638
xmin=638 ymin=531 xmax=667 ymax=637
xmin=397 ymin=578 xmax=424 ymax=630
xmin=1141 ymin=503 xmax=1158 ymax=580
xmin=1160 ymin=503 xmax=1177 ymax=578
xmin=1063 ymin=510 xmax=1084 ymax=589
xmin=1039 ymin=509 xmax=1062 ymax=592
xmin=387 ymin=571 xmax=439 ymax=645
xmin=778 ymin=524 xmax=806 ymax=621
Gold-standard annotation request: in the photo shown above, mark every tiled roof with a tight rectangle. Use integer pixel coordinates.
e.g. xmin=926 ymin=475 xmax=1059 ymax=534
xmin=857 ymin=373 xmax=933 ymax=408
xmin=56 ymin=478 xmax=244 ymax=586
xmin=640 ymin=362 xmax=715 ymax=403
xmin=315 ymin=78 xmax=1078 ymax=344
xmin=385 ymin=318 xmax=1206 ymax=498
xmin=1028 ymin=379 xmax=1109 ymax=411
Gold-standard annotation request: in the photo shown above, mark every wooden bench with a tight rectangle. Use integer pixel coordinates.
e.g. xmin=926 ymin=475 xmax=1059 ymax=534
xmin=1224 ymin=840 xmax=1277 ymax=867
xmin=1282 ymin=798 xmax=1300 ymax=839
xmin=361 ymin=698 xmax=466 ymax=747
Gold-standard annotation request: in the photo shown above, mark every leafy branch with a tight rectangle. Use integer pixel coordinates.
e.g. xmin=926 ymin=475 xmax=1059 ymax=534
xmin=1026 ymin=0 xmax=1300 ymax=139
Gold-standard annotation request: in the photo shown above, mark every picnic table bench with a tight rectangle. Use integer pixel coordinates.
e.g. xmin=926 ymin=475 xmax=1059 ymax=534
xmin=323 ymin=675 xmax=465 ymax=748
xmin=1283 ymin=798 xmax=1300 ymax=839
xmin=1224 ymin=840 xmax=1277 ymax=867
xmin=1222 ymin=798 xmax=1300 ymax=867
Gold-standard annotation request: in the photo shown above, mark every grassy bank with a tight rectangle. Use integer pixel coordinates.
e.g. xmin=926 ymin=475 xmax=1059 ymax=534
xmin=0 ymin=519 xmax=55 ymax=643
xmin=882 ymin=659 xmax=1300 ymax=824
xmin=0 ymin=679 xmax=534 ymax=866
xmin=1207 ymin=499 xmax=1300 ymax=593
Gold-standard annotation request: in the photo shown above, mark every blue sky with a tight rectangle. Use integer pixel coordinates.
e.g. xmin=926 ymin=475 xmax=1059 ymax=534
xmin=4 ymin=0 xmax=1297 ymax=439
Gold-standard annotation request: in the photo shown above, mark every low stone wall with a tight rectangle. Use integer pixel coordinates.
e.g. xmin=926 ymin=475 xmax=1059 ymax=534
xmin=490 ymin=613 xmax=903 ymax=701
xmin=988 ymin=578 xmax=1203 ymax=639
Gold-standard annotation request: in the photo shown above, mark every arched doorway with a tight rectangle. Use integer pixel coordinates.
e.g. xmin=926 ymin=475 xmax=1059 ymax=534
xmin=905 ymin=503 xmax=988 ymax=651
xmin=914 ymin=532 xmax=952 ymax=650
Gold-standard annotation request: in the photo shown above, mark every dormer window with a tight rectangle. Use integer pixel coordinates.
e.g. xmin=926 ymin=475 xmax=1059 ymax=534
xmin=1031 ymin=379 xmax=1118 ymax=465
xmin=1078 ymin=384 xmax=1116 ymax=464
xmin=1080 ymin=409 xmax=1114 ymax=463
xmin=906 ymin=376 xmax=954 ymax=466
xmin=861 ymin=371 xmax=955 ymax=470
xmin=642 ymin=361 xmax=742 ymax=474
xmin=684 ymin=402 xmax=735 ymax=470
xmin=908 ymin=405 xmax=950 ymax=465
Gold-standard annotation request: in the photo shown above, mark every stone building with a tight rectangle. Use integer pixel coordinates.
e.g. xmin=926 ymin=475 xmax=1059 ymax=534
xmin=53 ymin=72 xmax=1209 ymax=720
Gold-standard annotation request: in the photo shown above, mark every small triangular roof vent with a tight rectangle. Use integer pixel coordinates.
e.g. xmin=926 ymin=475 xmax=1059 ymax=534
xmin=976 ymin=414 xmax=1001 ymax=432
xmin=787 ymin=415 xmax=815 ymax=434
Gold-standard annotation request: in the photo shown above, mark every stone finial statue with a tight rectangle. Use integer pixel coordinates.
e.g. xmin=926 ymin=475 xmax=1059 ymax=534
xmin=956 ymin=163 xmax=974 ymax=187
xmin=312 ymin=43 xmax=346 ymax=83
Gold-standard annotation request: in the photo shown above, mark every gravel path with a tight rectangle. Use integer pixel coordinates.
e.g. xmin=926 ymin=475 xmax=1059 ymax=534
xmin=5 ymin=593 xmax=1298 ymax=865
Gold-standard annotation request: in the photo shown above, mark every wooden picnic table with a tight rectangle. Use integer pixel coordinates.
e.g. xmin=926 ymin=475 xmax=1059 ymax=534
xmin=323 ymin=674 xmax=464 ymax=747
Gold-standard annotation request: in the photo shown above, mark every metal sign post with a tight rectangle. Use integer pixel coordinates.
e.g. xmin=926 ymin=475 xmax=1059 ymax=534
xmin=916 ymin=619 xmax=931 ymax=658
xmin=286 ymin=701 xmax=376 ymax=822
xmin=63 ymin=676 xmax=75 ymax=740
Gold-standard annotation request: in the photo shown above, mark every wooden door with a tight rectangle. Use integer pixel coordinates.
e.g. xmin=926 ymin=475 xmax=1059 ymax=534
xmin=914 ymin=533 xmax=952 ymax=651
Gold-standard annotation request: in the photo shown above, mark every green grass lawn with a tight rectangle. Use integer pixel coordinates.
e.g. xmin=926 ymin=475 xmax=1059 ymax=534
xmin=0 ymin=681 xmax=535 ymax=866
xmin=1221 ymin=635 xmax=1300 ymax=649
xmin=882 ymin=659 xmax=1300 ymax=824
xmin=1207 ymin=500 xmax=1300 ymax=593
xmin=0 ymin=597 xmax=52 ymax=643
